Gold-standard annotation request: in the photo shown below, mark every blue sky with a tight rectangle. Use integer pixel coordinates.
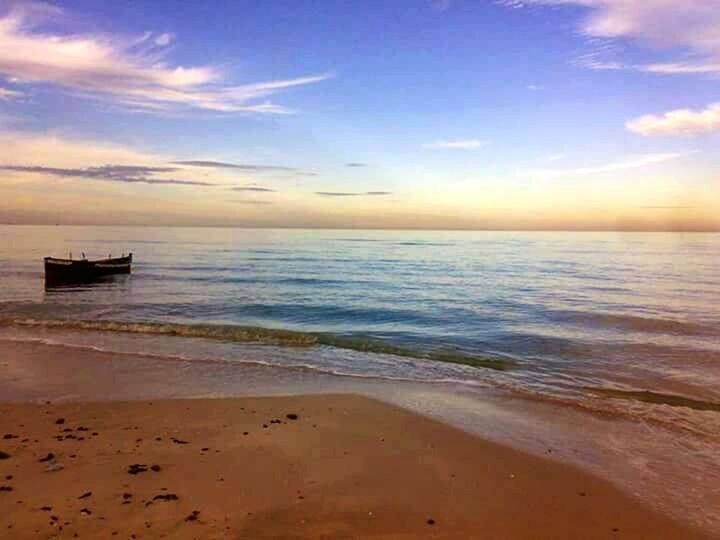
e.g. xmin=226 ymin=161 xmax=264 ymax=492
xmin=0 ymin=0 xmax=718 ymax=229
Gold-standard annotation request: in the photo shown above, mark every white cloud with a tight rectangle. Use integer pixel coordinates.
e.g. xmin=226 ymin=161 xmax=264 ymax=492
xmin=0 ymin=87 xmax=23 ymax=100
xmin=501 ymin=0 xmax=720 ymax=74
xmin=529 ymin=152 xmax=691 ymax=176
xmin=424 ymin=139 xmax=488 ymax=149
xmin=527 ymin=84 xmax=543 ymax=91
xmin=626 ymin=103 xmax=720 ymax=136
xmin=154 ymin=33 xmax=174 ymax=46
xmin=0 ymin=5 xmax=330 ymax=114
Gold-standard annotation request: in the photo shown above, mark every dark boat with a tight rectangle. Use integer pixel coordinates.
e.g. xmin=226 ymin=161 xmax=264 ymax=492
xmin=44 ymin=253 xmax=132 ymax=284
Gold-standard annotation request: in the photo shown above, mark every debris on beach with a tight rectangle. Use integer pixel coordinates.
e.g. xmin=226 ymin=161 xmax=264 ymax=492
xmin=78 ymin=492 xmax=92 ymax=499
xmin=38 ymin=453 xmax=55 ymax=462
xmin=46 ymin=461 xmax=64 ymax=472
xmin=286 ymin=413 xmax=299 ymax=420
xmin=185 ymin=510 xmax=200 ymax=522
xmin=127 ymin=464 xmax=148 ymax=475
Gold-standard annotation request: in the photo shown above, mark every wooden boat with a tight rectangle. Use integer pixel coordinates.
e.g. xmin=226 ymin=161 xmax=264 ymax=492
xmin=44 ymin=253 xmax=132 ymax=284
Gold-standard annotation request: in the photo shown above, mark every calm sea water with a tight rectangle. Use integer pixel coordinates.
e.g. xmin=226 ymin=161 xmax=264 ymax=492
xmin=1 ymin=225 xmax=719 ymax=531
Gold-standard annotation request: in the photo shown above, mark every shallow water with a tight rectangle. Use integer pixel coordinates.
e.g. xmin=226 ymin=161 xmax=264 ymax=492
xmin=1 ymin=225 xmax=719 ymax=533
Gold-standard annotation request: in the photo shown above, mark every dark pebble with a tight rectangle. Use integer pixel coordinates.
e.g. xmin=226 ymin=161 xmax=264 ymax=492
xmin=171 ymin=438 xmax=189 ymax=444
xmin=0 ymin=451 xmax=10 ymax=460
xmin=77 ymin=427 xmax=88 ymax=432
xmin=612 ymin=528 xmax=619 ymax=533
xmin=427 ymin=519 xmax=436 ymax=525
xmin=152 ymin=493 xmax=178 ymax=502
xmin=55 ymin=418 xmax=65 ymax=425
xmin=39 ymin=453 xmax=55 ymax=462
xmin=150 ymin=464 xmax=161 ymax=472
xmin=185 ymin=510 xmax=200 ymax=522
xmin=201 ymin=448 xmax=209 ymax=452
xmin=0 ymin=486 xmax=12 ymax=492
xmin=92 ymin=432 xmax=98 ymax=436
xmin=243 ymin=432 xmax=249 ymax=436
xmin=5 ymin=475 xmax=12 ymax=480
xmin=286 ymin=414 xmax=299 ymax=420
xmin=80 ymin=508 xmax=92 ymax=516
xmin=122 ymin=493 xmax=132 ymax=500
xmin=78 ymin=492 xmax=92 ymax=499
xmin=41 ymin=506 xmax=52 ymax=512
xmin=2 ymin=434 xmax=16 ymax=440
xmin=127 ymin=464 xmax=148 ymax=475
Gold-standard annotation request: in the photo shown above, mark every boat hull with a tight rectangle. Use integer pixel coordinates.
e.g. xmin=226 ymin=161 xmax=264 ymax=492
xmin=44 ymin=254 xmax=132 ymax=284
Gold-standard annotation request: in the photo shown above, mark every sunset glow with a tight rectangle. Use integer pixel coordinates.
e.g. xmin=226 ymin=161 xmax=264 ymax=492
xmin=1 ymin=1 xmax=718 ymax=230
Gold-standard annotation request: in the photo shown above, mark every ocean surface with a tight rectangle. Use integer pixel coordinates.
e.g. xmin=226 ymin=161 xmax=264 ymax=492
xmin=1 ymin=225 xmax=719 ymax=533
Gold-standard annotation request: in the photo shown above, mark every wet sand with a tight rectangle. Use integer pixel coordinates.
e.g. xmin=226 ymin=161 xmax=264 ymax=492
xmin=0 ymin=393 xmax=712 ymax=539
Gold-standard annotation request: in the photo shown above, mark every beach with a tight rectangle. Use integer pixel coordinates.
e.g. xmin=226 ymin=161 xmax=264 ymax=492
xmin=0 ymin=342 xmax=713 ymax=539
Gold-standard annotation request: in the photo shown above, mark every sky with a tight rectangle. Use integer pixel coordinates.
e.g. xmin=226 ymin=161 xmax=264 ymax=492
xmin=0 ymin=0 xmax=719 ymax=231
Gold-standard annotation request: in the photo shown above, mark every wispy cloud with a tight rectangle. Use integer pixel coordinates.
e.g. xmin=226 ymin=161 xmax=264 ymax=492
xmin=527 ymin=84 xmax=543 ymax=91
xmin=626 ymin=103 xmax=720 ymax=136
xmin=0 ymin=87 xmax=24 ymax=100
xmin=315 ymin=191 xmax=392 ymax=197
xmin=228 ymin=199 xmax=274 ymax=205
xmin=501 ymin=1 xmax=720 ymax=75
xmin=230 ymin=186 xmax=276 ymax=192
xmin=528 ymin=152 xmax=691 ymax=177
xmin=641 ymin=206 xmax=696 ymax=210
xmin=0 ymin=164 xmax=213 ymax=186
xmin=424 ymin=139 xmax=488 ymax=150
xmin=0 ymin=4 xmax=331 ymax=114
xmin=345 ymin=162 xmax=368 ymax=167
xmin=172 ymin=160 xmax=298 ymax=172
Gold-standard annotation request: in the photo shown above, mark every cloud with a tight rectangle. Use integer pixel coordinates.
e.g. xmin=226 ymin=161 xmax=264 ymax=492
xmin=529 ymin=152 xmax=691 ymax=176
xmin=0 ymin=4 xmax=330 ymax=113
xmin=0 ymin=87 xmax=24 ymax=100
xmin=345 ymin=162 xmax=367 ymax=167
xmin=231 ymin=186 xmax=276 ymax=192
xmin=315 ymin=191 xmax=392 ymax=197
xmin=172 ymin=160 xmax=298 ymax=172
xmin=527 ymin=84 xmax=543 ymax=91
xmin=501 ymin=1 xmax=720 ymax=74
xmin=641 ymin=206 xmax=696 ymax=209
xmin=154 ymin=33 xmax=173 ymax=46
xmin=626 ymin=103 xmax=720 ymax=136
xmin=0 ymin=164 xmax=214 ymax=185
xmin=228 ymin=199 xmax=274 ymax=205
xmin=424 ymin=139 xmax=488 ymax=150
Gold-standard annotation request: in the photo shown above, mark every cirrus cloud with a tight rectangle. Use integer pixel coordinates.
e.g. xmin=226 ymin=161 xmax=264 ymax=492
xmin=424 ymin=139 xmax=488 ymax=150
xmin=0 ymin=4 xmax=331 ymax=114
xmin=499 ymin=1 xmax=720 ymax=75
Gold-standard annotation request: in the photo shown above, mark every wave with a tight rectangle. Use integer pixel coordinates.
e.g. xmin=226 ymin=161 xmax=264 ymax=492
xmin=584 ymin=387 xmax=720 ymax=413
xmin=0 ymin=317 xmax=512 ymax=371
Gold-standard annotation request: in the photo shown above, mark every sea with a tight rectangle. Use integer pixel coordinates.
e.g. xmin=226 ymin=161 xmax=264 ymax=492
xmin=1 ymin=225 xmax=719 ymax=534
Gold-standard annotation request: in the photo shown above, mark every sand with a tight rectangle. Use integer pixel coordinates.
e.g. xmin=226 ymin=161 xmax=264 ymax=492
xmin=0 ymin=393 xmax=712 ymax=540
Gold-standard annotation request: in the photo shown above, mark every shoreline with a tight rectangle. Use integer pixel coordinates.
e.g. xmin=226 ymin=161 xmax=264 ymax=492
xmin=1 ymin=395 xmax=711 ymax=539
xmin=1 ymin=338 xmax=718 ymax=538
